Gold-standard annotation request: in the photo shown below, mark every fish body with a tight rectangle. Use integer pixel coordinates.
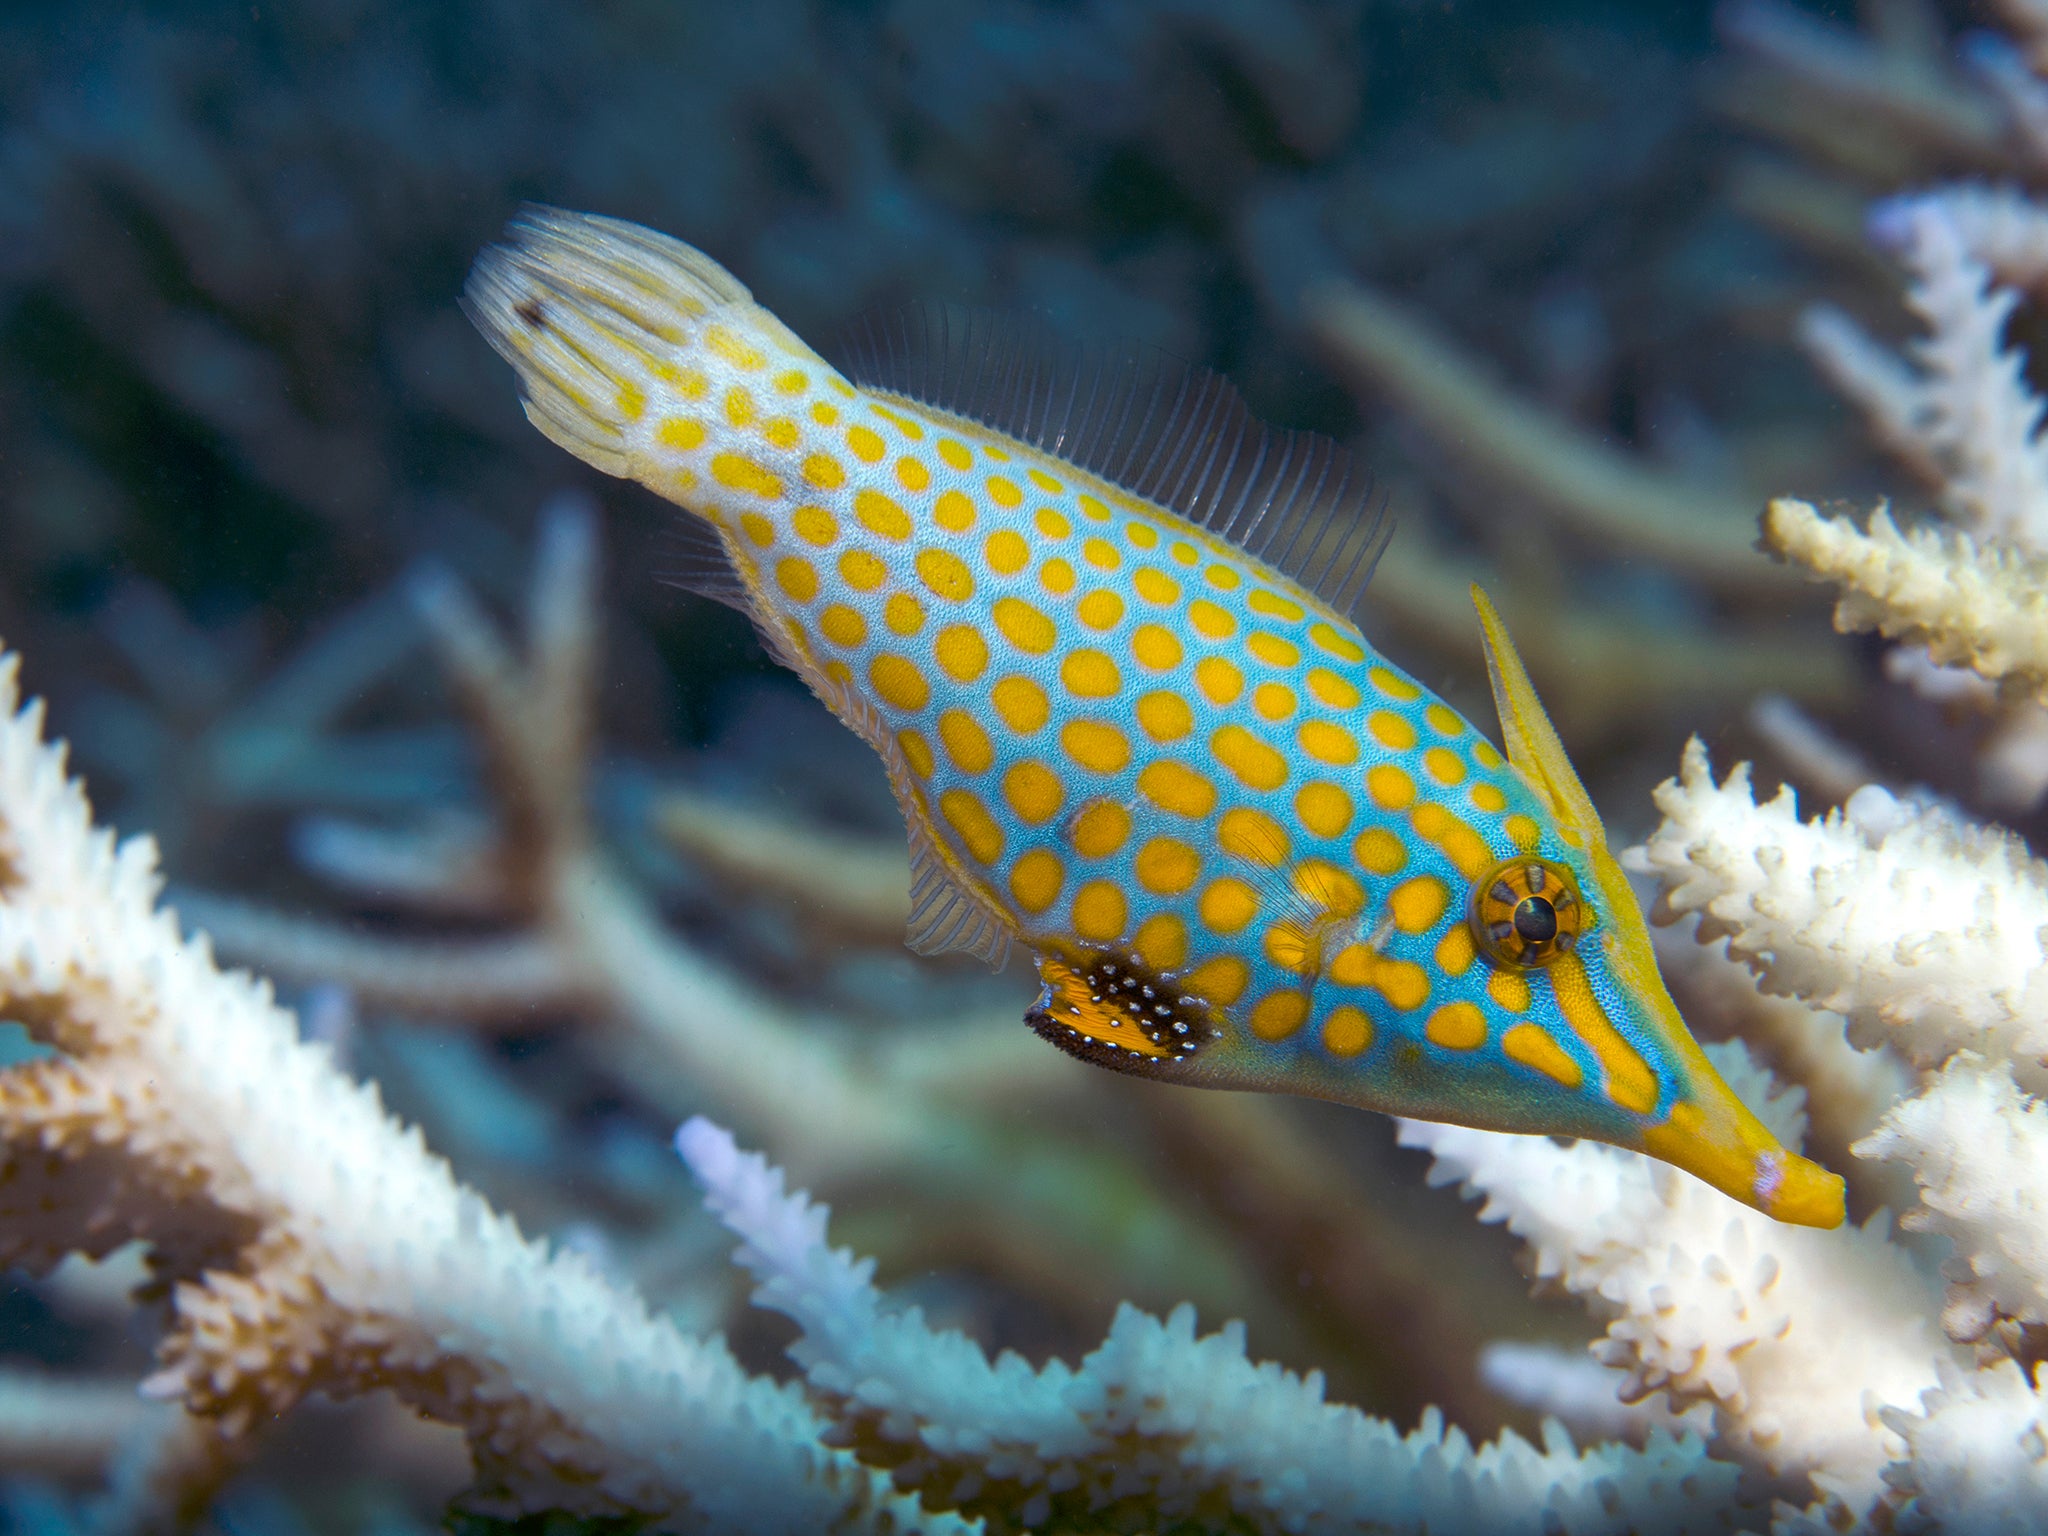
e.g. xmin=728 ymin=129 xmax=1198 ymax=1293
xmin=466 ymin=208 xmax=1844 ymax=1228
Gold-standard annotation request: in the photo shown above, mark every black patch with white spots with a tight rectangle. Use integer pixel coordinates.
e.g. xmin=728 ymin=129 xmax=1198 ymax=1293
xmin=1025 ymin=952 xmax=1217 ymax=1077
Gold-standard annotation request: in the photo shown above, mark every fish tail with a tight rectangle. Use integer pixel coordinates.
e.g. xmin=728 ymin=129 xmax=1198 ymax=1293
xmin=462 ymin=205 xmax=756 ymax=477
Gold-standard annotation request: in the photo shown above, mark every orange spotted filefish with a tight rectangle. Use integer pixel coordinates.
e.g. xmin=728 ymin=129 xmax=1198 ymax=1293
xmin=463 ymin=208 xmax=1844 ymax=1227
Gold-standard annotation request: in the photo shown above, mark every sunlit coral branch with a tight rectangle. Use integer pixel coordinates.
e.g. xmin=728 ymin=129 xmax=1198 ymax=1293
xmin=678 ymin=1116 xmax=1745 ymax=1536
xmin=0 ymin=646 xmax=957 ymax=1532
xmin=1760 ymin=497 xmax=2048 ymax=698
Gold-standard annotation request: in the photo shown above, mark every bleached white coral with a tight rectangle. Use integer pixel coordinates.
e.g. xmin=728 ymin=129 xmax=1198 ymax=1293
xmin=1632 ymin=735 xmax=2048 ymax=1069
xmin=677 ymin=1116 xmax=1745 ymax=1536
xmin=1398 ymin=1044 xmax=1954 ymax=1515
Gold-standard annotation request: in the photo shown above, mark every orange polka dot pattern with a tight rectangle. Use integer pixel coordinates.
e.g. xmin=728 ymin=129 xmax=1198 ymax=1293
xmin=527 ymin=247 xmax=1627 ymax=1126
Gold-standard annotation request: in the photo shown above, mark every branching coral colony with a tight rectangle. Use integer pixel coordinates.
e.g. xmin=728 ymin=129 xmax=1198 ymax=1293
xmin=23 ymin=22 xmax=2048 ymax=1536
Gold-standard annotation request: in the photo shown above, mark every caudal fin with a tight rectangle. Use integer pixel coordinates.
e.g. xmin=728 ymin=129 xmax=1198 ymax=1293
xmin=462 ymin=207 xmax=753 ymax=475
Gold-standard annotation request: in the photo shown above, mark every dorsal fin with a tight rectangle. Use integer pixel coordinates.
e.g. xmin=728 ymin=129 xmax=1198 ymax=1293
xmin=838 ymin=305 xmax=1392 ymax=618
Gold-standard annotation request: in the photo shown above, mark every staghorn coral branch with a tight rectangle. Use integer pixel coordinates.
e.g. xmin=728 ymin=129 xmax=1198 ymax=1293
xmin=1761 ymin=497 xmax=2048 ymax=700
xmin=1632 ymin=734 xmax=2048 ymax=1069
xmin=1399 ymin=1044 xmax=1957 ymax=1517
xmin=678 ymin=1116 xmax=1747 ymax=1536
xmin=0 ymin=644 xmax=969 ymax=1532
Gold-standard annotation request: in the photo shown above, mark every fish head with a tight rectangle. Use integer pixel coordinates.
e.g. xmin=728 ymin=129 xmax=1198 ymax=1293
xmin=1452 ymin=586 xmax=1844 ymax=1228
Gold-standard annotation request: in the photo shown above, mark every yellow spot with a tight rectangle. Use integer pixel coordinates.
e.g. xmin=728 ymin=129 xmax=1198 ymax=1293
xmin=724 ymin=386 xmax=756 ymax=427
xmin=776 ymin=556 xmax=819 ymax=602
xmin=1217 ymin=807 xmax=1289 ymax=868
xmin=1248 ymin=589 xmax=1305 ymax=621
xmin=934 ymin=625 xmax=987 ymax=682
xmin=1427 ymin=1002 xmax=1487 ymax=1050
xmin=774 ymin=369 xmax=807 ymax=394
xmin=1306 ymin=668 xmax=1361 ymax=710
xmin=819 ymin=605 xmax=865 ymax=647
xmin=1133 ymin=912 xmax=1188 ymax=970
xmin=1078 ymin=590 xmax=1125 ymax=631
xmin=1027 ymin=469 xmax=1063 ymax=495
xmin=870 ymin=654 xmax=931 ymax=712
xmin=1196 ymin=657 xmax=1244 ymax=704
xmin=1332 ymin=949 xmax=1430 ymax=1010
xmin=792 ymin=505 xmax=837 ymax=545
xmin=1505 ymin=813 xmax=1541 ymax=851
xmin=1134 ymin=568 xmax=1181 ymax=605
xmin=1071 ymin=799 xmax=1132 ymax=857
xmin=1470 ymin=782 xmax=1508 ymax=813
xmin=1036 ymin=506 xmax=1071 ymax=539
xmin=740 ymin=513 xmax=775 ymax=547
xmin=1353 ymin=827 xmax=1406 ymax=874
xmin=897 ymin=728 xmax=935 ymax=777
xmin=1367 ymin=764 xmax=1416 ymax=810
xmin=1127 ymin=521 xmax=1160 ymax=549
xmin=712 ymin=453 xmax=782 ymax=499
xmin=985 ymin=529 xmax=1028 ymax=572
xmin=1212 ymin=725 xmax=1288 ymax=791
xmin=938 ymin=438 xmax=973 ymax=471
xmin=1003 ymin=761 xmax=1066 ymax=825
xmin=1011 ymin=849 xmax=1066 ymax=914
xmin=1250 ymin=989 xmax=1311 ymax=1041
xmin=934 ymin=489 xmax=975 ymax=532
xmin=616 ymin=383 xmax=647 ymax=421
xmin=1368 ymin=712 xmax=1417 ymax=751
xmin=810 ymin=401 xmax=839 ymax=426
xmin=1083 ymin=538 xmax=1120 ymax=570
xmin=1247 ymin=631 xmax=1301 ymax=668
xmin=982 ymin=441 xmax=1008 ymax=459
xmin=1062 ymin=720 xmax=1132 ymax=775
xmin=1295 ymin=860 xmax=1365 ymax=919
xmin=1424 ymin=747 xmax=1467 ymax=786
xmin=1310 ymin=623 xmax=1366 ymax=662
xmin=1411 ymin=803 xmax=1492 ymax=879
xmin=668 ymin=367 xmax=709 ymax=399
xmin=847 ymin=426 xmax=886 ymax=463
xmin=1551 ymin=956 xmax=1659 ymax=1114
xmin=854 ymin=488 xmax=910 ymax=540
xmin=1323 ymin=1006 xmax=1373 ymax=1058
xmin=988 ymin=475 xmax=1024 ymax=507
xmin=1189 ymin=600 xmax=1236 ymax=639
xmin=704 ymin=325 xmax=766 ymax=370
xmin=1170 ymin=540 xmax=1199 ymax=566
xmin=803 ymin=453 xmax=845 ymax=489
xmin=897 ymin=457 xmax=932 ymax=494
xmin=1488 ymin=969 xmax=1531 ymax=1013
xmin=1077 ymin=493 xmax=1112 ymax=522
xmin=885 ymin=593 xmax=924 ymax=636
xmin=1041 ymin=559 xmax=1077 ymax=595
xmin=1127 ymin=839 xmax=1195 ymax=898
xmin=657 ymin=417 xmax=707 ymax=451
xmin=872 ymin=403 xmax=924 ymax=440
xmin=1264 ymin=918 xmax=1325 ymax=977
xmin=1299 ymin=721 xmax=1359 ymax=766
xmin=941 ymin=789 xmax=1004 ymax=863
xmin=993 ymin=675 xmax=1050 ymax=734
xmin=1186 ymin=954 xmax=1250 ymax=1006
xmin=763 ymin=418 xmax=799 ymax=450
xmin=1502 ymin=1024 xmax=1582 ymax=1087
xmin=1369 ymin=666 xmax=1422 ymax=701
xmin=917 ymin=549 xmax=976 ymax=603
xmin=1205 ymin=563 xmax=1241 ymax=590
xmin=1137 ymin=691 xmax=1193 ymax=741
xmin=1139 ymin=761 xmax=1218 ymax=819
xmin=939 ymin=709 xmax=995 ymax=774
xmin=1199 ymin=877 xmax=1259 ymax=934
xmin=1474 ymin=740 xmax=1506 ymax=770
xmin=994 ymin=597 xmax=1056 ymax=654
xmin=1435 ymin=925 xmax=1475 ymax=977
xmin=1295 ymin=782 xmax=1353 ymax=839
xmin=1424 ymin=703 xmax=1465 ymax=737
xmin=1254 ymin=683 xmax=1296 ymax=720
xmin=1390 ymin=876 xmax=1450 ymax=933
xmin=1062 ymin=649 xmax=1121 ymax=698
xmin=1071 ymin=880 xmax=1128 ymax=942
xmin=823 ymin=659 xmax=851 ymax=687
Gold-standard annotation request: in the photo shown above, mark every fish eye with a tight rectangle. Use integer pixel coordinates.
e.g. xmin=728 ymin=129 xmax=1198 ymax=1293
xmin=1469 ymin=857 xmax=1586 ymax=969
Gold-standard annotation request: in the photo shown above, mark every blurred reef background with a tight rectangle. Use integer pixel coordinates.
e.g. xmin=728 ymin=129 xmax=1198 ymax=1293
xmin=0 ymin=0 xmax=2008 ymax=1527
